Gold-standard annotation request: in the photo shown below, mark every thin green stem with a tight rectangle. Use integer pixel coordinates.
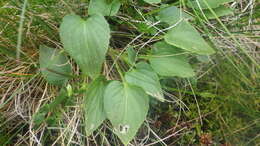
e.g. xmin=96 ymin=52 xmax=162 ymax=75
xmin=16 ymin=0 xmax=28 ymax=60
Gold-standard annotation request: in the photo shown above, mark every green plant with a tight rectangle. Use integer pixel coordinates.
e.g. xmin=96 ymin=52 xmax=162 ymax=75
xmin=0 ymin=0 xmax=258 ymax=145
xmin=35 ymin=0 xmax=239 ymax=145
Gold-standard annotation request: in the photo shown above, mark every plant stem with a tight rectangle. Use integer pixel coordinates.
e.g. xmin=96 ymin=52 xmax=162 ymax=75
xmin=16 ymin=0 xmax=28 ymax=60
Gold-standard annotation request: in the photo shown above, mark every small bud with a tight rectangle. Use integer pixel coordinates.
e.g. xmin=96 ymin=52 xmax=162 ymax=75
xmin=66 ymin=84 xmax=73 ymax=97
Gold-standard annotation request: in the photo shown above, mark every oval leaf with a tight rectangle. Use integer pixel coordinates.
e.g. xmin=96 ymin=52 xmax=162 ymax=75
xmin=104 ymin=81 xmax=149 ymax=145
xmin=84 ymin=76 xmax=107 ymax=136
xmin=125 ymin=68 xmax=164 ymax=102
xmin=149 ymin=41 xmax=195 ymax=78
xmin=60 ymin=14 xmax=110 ymax=78
xmin=157 ymin=6 xmax=193 ymax=25
xmin=39 ymin=45 xmax=71 ymax=85
xmin=164 ymin=20 xmax=215 ymax=55
xmin=88 ymin=0 xmax=121 ymax=16
xmin=136 ymin=61 xmax=154 ymax=71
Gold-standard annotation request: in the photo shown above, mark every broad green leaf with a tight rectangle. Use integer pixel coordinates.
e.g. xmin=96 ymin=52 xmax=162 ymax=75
xmin=125 ymin=68 xmax=164 ymax=102
xmin=136 ymin=62 xmax=153 ymax=71
xmin=143 ymin=0 xmax=161 ymax=4
xmin=149 ymin=41 xmax=195 ymax=78
xmin=127 ymin=47 xmax=136 ymax=65
xmin=104 ymin=81 xmax=149 ymax=145
xmin=204 ymin=6 xmax=234 ymax=19
xmin=84 ymin=76 xmax=107 ymax=136
xmin=188 ymin=0 xmax=234 ymax=10
xmin=60 ymin=14 xmax=110 ymax=78
xmin=39 ymin=45 xmax=71 ymax=85
xmin=88 ymin=0 xmax=121 ymax=16
xmin=157 ymin=6 xmax=193 ymax=25
xmin=164 ymin=20 xmax=215 ymax=55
